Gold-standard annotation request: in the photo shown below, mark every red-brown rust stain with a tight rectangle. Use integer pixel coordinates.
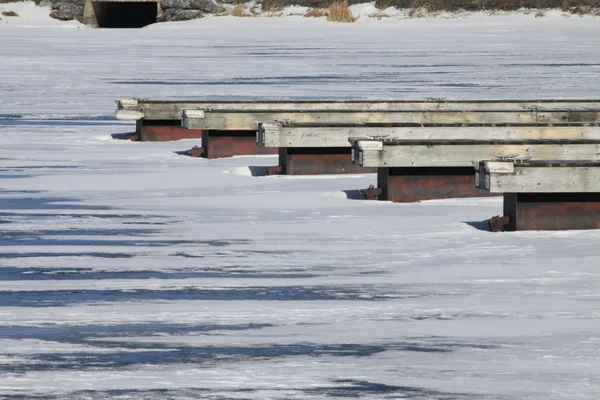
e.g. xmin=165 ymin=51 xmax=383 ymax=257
xmin=360 ymin=185 xmax=383 ymax=200
xmin=485 ymin=215 xmax=510 ymax=232
xmin=387 ymin=175 xmax=497 ymax=203
xmin=122 ymin=133 xmax=139 ymax=141
xmin=266 ymin=165 xmax=283 ymax=175
xmin=140 ymin=126 xmax=203 ymax=142
xmin=515 ymin=201 xmax=600 ymax=231
xmin=206 ymin=136 xmax=277 ymax=159
xmin=187 ymin=146 xmax=204 ymax=158
xmin=287 ymin=153 xmax=376 ymax=175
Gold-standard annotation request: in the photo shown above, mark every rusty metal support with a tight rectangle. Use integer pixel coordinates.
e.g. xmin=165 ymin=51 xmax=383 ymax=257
xmin=266 ymin=165 xmax=283 ymax=175
xmin=360 ymin=185 xmax=383 ymax=200
xmin=139 ymin=120 xmax=203 ymax=142
xmin=202 ymin=130 xmax=277 ymax=159
xmin=265 ymin=148 xmax=288 ymax=175
xmin=502 ymin=193 xmax=600 ymax=231
xmin=276 ymin=147 xmax=376 ymax=175
xmin=485 ymin=215 xmax=510 ymax=232
xmin=377 ymin=167 xmax=497 ymax=203
xmin=187 ymin=145 xmax=204 ymax=158
xmin=137 ymin=120 xmax=277 ymax=159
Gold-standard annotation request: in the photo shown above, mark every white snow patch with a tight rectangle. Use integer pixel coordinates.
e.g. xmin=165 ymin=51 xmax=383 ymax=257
xmin=0 ymin=1 xmax=83 ymax=27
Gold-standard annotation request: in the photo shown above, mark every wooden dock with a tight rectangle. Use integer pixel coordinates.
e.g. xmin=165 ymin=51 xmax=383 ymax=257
xmin=258 ymin=121 xmax=600 ymax=175
xmin=349 ymin=134 xmax=600 ymax=202
xmin=113 ymin=97 xmax=600 ymax=231
xmin=478 ymin=160 xmax=600 ymax=231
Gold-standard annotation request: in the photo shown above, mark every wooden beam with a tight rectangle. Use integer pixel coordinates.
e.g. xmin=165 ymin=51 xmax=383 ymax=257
xmin=478 ymin=160 xmax=600 ymax=193
xmin=260 ymin=121 xmax=600 ymax=148
xmin=182 ymin=108 xmax=600 ymax=131
xmin=116 ymin=98 xmax=600 ymax=121
xmin=115 ymin=109 xmax=144 ymax=121
xmin=352 ymin=139 xmax=600 ymax=168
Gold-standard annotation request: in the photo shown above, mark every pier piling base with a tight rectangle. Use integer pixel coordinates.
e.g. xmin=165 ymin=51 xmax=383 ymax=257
xmin=138 ymin=120 xmax=202 ymax=142
xmin=136 ymin=121 xmax=276 ymax=159
xmin=377 ymin=167 xmax=495 ymax=202
xmin=201 ymin=131 xmax=277 ymax=159
xmin=270 ymin=147 xmax=375 ymax=175
xmin=502 ymin=193 xmax=600 ymax=231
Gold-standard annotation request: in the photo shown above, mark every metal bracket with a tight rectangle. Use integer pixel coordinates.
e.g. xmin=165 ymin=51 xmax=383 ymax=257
xmin=266 ymin=165 xmax=283 ymax=175
xmin=122 ymin=133 xmax=139 ymax=141
xmin=485 ymin=215 xmax=510 ymax=232
xmin=360 ymin=185 xmax=383 ymax=200
xmin=425 ymin=97 xmax=447 ymax=103
xmin=492 ymin=154 xmax=532 ymax=165
xmin=521 ymin=105 xmax=542 ymax=112
xmin=188 ymin=145 xmax=205 ymax=158
xmin=274 ymin=119 xmax=294 ymax=127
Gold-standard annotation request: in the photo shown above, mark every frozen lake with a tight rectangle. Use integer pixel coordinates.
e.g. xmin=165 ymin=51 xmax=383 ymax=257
xmin=0 ymin=6 xmax=599 ymax=399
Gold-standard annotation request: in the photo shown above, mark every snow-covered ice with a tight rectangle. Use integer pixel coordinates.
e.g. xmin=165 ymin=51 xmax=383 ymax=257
xmin=0 ymin=4 xmax=599 ymax=399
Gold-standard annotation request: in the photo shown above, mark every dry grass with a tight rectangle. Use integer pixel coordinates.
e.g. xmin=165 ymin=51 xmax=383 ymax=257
xmin=261 ymin=0 xmax=286 ymax=12
xmin=1 ymin=10 xmax=19 ymax=17
xmin=368 ymin=11 xmax=391 ymax=18
xmin=304 ymin=8 xmax=327 ymax=17
xmin=568 ymin=5 xmax=591 ymax=13
xmin=408 ymin=0 xmax=431 ymax=17
xmin=231 ymin=3 xmax=252 ymax=17
xmin=534 ymin=9 xmax=545 ymax=16
xmin=231 ymin=3 xmax=244 ymax=16
xmin=327 ymin=0 xmax=357 ymax=22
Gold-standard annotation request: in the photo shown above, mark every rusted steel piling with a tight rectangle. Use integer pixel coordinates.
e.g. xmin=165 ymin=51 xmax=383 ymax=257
xmin=201 ymin=131 xmax=277 ymax=159
xmin=270 ymin=148 xmax=375 ymax=175
xmin=376 ymin=167 xmax=495 ymax=203
xmin=137 ymin=122 xmax=277 ymax=159
xmin=501 ymin=193 xmax=600 ymax=231
xmin=479 ymin=160 xmax=600 ymax=231
xmin=137 ymin=120 xmax=202 ymax=142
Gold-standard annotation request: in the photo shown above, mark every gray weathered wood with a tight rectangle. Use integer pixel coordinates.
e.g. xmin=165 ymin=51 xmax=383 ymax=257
xmin=115 ymin=109 xmax=144 ymax=121
xmin=351 ymin=139 xmax=600 ymax=167
xmin=182 ymin=108 xmax=600 ymax=131
xmin=116 ymin=98 xmax=600 ymax=121
xmin=478 ymin=160 xmax=600 ymax=193
xmin=259 ymin=121 xmax=600 ymax=148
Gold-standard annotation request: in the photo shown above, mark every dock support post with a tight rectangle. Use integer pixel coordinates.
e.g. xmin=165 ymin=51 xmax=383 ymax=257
xmin=201 ymin=131 xmax=277 ymax=159
xmin=503 ymin=193 xmax=600 ymax=231
xmin=377 ymin=167 xmax=494 ymax=202
xmin=139 ymin=120 xmax=203 ymax=142
xmin=136 ymin=122 xmax=275 ymax=158
xmin=272 ymin=147 xmax=375 ymax=175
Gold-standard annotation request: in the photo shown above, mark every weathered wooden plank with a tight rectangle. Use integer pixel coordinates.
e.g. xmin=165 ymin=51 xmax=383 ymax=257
xmin=259 ymin=121 xmax=600 ymax=148
xmin=116 ymin=98 xmax=600 ymax=121
xmin=353 ymin=139 xmax=600 ymax=167
xmin=115 ymin=109 xmax=144 ymax=120
xmin=182 ymin=108 xmax=600 ymax=131
xmin=478 ymin=160 xmax=600 ymax=193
